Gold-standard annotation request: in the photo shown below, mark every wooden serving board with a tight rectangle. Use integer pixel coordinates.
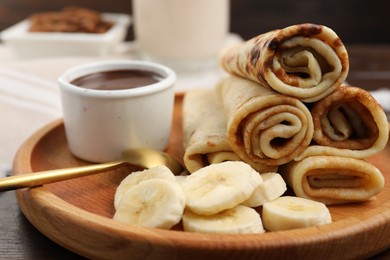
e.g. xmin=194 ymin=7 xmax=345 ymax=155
xmin=13 ymin=94 xmax=390 ymax=259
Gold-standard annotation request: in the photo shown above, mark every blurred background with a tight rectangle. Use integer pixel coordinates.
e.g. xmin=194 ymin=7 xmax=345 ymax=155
xmin=0 ymin=0 xmax=389 ymax=44
xmin=0 ymin=0 xmax=389 ymax=89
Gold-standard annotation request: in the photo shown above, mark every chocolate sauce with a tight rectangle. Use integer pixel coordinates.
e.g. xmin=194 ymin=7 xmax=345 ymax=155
xmin=71 ymin=69 xmax=163 ymax=90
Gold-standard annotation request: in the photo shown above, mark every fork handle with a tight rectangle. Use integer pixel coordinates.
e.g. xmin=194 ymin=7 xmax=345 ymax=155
xmin=0 ymin=161 xmax=126 ymax=191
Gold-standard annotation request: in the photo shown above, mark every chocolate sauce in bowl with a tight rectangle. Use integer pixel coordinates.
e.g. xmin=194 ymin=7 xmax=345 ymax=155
xmin=71 ymin=69 xmax=164 ymax=90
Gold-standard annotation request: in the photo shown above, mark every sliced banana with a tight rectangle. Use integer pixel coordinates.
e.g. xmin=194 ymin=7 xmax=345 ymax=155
xmin=262 ymin=196 xmax=332 ymax=231
xmin=181 ymin=161 xmax=263 ymax=215
xmin=114 ymin=165 xmax=176 ymax=209
xmin=113 ymin=178 xmax=186 ymax=229
xmin=174 ymin=175 xmax=188 ymax=185
xmin=182 ymin=205 xmax=265 ymax=234
xmin=242 ymin=172 xmax=287 ymax=207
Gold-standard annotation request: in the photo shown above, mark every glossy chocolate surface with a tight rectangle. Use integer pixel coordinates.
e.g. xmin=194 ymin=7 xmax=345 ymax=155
xmin=71 ymin=69 xmax=163 ymax=90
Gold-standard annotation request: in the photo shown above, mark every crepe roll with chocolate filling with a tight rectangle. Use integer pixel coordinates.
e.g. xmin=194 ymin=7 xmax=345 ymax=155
xmin=182 ymin=89 xmax=277 ymax=173
xmin=219 ymin=23 xmax=349 ymax=102
xmin=280 ymin=156 xmax=385 ymax=205
xmin=216 ymin=76 xmax=313 ymax=167
xmin=296 ymin=85 xmax=389 ymax=161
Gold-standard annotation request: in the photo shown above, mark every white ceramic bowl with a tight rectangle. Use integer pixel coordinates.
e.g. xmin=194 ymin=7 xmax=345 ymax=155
xmin=0 ymin=13 xmax=131 ymax=59
xmin=58 ymin=60 xmax=176 ymax=162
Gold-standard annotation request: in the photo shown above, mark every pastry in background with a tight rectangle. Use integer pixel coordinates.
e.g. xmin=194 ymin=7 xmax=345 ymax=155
xmin=29 ymin=6 xmax=113 ymax=33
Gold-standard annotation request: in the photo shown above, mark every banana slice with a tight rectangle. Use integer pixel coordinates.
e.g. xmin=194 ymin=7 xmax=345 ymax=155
xmin=181 ymin=161 xmax=263 ymax=215
xmin=262 ymin=196 xmax=332 ymax=231
xmin=242 ymin=172 xmax=287 ymax=207
xmin=113 ymin=178 xmax=186 ymax=229
xmin=114 ymin=165 xmax=175 ymax=209
xmin=182 ymin=205 xmax=265 ymax=234
xmin=174 ymin=175 xmax=188 ymax=185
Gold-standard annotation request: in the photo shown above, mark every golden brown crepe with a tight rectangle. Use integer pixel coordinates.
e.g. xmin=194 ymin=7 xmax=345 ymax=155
xmin=216 ymin=75 xmax=314 ymax=167
xmin=182 ymin=89 xmax=277 ymax=173
xmin=295 ymin=85 xmax=389 ymax=161
xmin=280 ymin=156 xmax=385 ymax=205
xmin=219 ymin=23 xmax=349 ymax=103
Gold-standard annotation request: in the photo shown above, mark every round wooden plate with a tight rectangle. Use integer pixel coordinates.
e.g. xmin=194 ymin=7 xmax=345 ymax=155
xmin=13 ymin=94 xmax=390 ymax=259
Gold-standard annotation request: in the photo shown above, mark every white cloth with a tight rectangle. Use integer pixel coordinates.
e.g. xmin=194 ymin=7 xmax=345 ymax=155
xmin=0 ymin=69 xmax=61 ymax=177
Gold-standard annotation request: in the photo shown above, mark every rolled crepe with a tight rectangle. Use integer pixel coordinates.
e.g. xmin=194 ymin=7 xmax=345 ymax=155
xmin=280 ymin=156 xmax=385 ymax=205
xmin=182 ymin=89 xmax=277 ymax=173
xmin=216 ymin=75 xmax=314 ymax=166
xmin=295 ymin=85 xmax=389 ymax=161
xmin=219 ymin=23 xmax=349 ymax=102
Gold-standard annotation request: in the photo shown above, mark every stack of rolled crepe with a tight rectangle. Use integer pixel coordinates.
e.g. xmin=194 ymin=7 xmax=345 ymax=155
xmin=183 ymin=23 xmax=388 ymax=205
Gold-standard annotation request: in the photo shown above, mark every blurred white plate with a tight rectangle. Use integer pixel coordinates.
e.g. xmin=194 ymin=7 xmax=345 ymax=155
xmin=0 ymin=13 xmax=131 ymax=59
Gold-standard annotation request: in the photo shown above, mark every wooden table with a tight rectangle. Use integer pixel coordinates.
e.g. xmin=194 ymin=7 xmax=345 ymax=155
xmin=0 ymin=44 xmax=389 ymax=259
